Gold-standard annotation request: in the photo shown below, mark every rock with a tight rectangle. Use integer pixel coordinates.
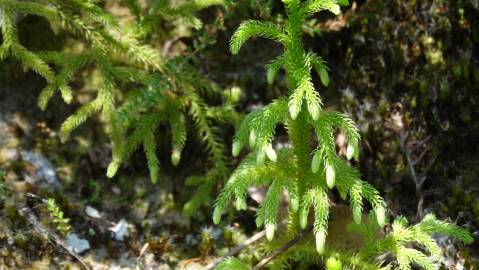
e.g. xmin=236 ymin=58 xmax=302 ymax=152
xmin=20 ymin=151 xmax=60 ymax=189
xmin=66 ymin=234 xmax=90 ymax=254
xmin=0 ymin=148 xmax=19 ymax=164
xmin=0 ymin=119 xmax=20 ymax=164
xmin=110 ymin=219 xmax=129 ymax=241
xmin=111 ymin=186 xmax=121 ymax=195
xmin=85 ymin=206 xmax=101 ymax=219
xmin=184 ymin=262 xmax=204 ymax=270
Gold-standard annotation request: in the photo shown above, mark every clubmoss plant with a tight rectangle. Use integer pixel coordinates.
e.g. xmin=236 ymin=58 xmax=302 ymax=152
xmin=0 ymin=1 xmax=237 ymax=212
xmin=258 ymin=212 xmax=473 ymax=269
xmin=214 ymin=0 xmax=377 ymax=249
xmin=44 ymin=198 xmax=71 ymax=237
xmin=213 ymin=0 xmax=472 ymax=268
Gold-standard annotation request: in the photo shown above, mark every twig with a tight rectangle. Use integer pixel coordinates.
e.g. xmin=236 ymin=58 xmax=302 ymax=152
xmin=252 ymin=225 xmax=314 ymax=270
xmin=204 ymin=220 xmax=289 ymax=270
xmin=398 ymin=130 xmax=424 ymax=217
xmin=19 ymin=207 xmax=91 ymax=270
xmin=412 ymin=147 xmax=428 ymax=165
xmin=204 ymin=229 xmax=267 ymax=270
xmin=411 ymin=136 xmax=431 ymax=151
xmin=397 ymin=129 xmax=436 ymax=219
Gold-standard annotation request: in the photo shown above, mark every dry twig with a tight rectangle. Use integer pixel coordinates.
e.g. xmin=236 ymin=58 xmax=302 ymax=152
xmin=204 ymin=228 xmax=267 ymax=270
xmin=252 ymin=225 xmax=314 ymax=270
xmin=19 ymin=206 xmax=91 ymax=270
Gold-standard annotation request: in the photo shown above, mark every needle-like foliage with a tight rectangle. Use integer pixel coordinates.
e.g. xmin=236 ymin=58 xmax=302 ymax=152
xmin=214 ymin=0 xmax=377 ymax=249
xmin=346 ymin=213 xmax=473 ymax=270
xmin=213 ymin=0 xmax=472 ymax=268
xmin=111 ymin=58 xmax=238 ymax=213
xmin=0 ymin=0 xmax=236 ymax=212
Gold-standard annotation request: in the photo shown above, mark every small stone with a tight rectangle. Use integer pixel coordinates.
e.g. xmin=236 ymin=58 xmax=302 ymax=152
xmin=110 ymin=219 xmax=129 ymax=241
xmin=85 ymin=206 xmax=101 ymax=219
xmin=66 ymin=234 xmax=90 ymax=254
xmin=182 ymin=262 xmax=203 ymax=270
xmin=20 ymin=151 xmax=59 ymax=189
xmin=0 ymin=148 xmax=19 ymax=162
xmin=111 ymin=186 xmax=121 ymax=195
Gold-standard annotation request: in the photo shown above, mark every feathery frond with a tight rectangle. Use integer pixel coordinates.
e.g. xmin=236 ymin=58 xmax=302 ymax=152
xmin=0 ymin=1 xmax=234 ymax=210
xmin=230 ymin=20 xmax=285 ymax=54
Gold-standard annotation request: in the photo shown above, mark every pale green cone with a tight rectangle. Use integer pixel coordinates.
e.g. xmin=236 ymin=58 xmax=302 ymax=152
xmin=213 ymin=208 xmax=222 ymax=225
xmin=266 ymin=223 xmax=276 ymax=241
xmin=289 ymin=103 xmax=300 ymax=120
xmin=315 ymin=231 xmax=326 ymax=254
xmin=330 ymin=4 xmax=341 ymax=15
xmin=171 ymin=148 xmax=181 ymax=166
xmin=353 ymin=207 xmax=362 ymax=224
xmin=326 ymin=163 xmax=336 ymax=189
xmin=249 ymin=130 xmax=257 ymax=147
xmin=265 ymin=144 xmax=277 ymax=162
xmin=311 ymin=151 xmax=321 ymax=173
xmin=235 ymin=198 xmax=247 ymax=211
xmin=300 ymin=212 xmax=308 ymax=229
xmin=308 ymin=103 xmax=320 ymax=121
xmin=376 ymin=206 xmax=386 ymax=226
xmin=346 ymin=144 xmax=355 ymax=160
xmin=232 ymin=141 xmax=243 ymax=157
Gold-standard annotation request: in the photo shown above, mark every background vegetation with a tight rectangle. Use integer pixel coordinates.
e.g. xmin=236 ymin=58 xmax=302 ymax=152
xmin=0 ymin=0 xmax=477 ymax=269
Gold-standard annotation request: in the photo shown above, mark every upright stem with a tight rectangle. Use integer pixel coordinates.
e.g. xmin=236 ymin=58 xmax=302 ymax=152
xmin=283 ymin=3 xmax=314 ymax=233
xmin=288 ymin=109 xmax=311 ymax=196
